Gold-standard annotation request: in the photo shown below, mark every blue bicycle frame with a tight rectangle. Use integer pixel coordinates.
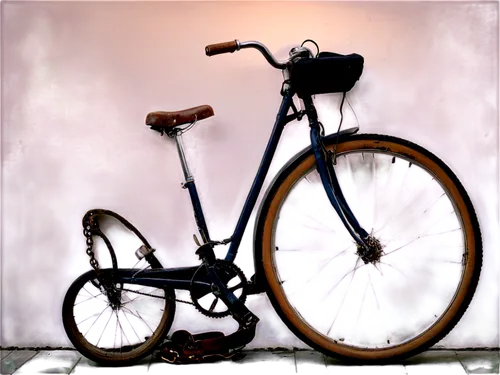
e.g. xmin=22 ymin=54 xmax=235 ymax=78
xmin=116 ymin=90 xmax=368 ymax=294
xmin=183 ymin=90 xmax=369 ymax=269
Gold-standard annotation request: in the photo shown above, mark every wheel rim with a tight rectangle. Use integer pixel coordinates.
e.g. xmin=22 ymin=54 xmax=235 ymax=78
xmin=263 ymin=139 xmax=477 ymax=358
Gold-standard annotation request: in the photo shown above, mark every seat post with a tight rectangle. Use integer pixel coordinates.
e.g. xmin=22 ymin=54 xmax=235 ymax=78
xmin=173 ymin=133 xmax=194 ymax=186
xmin=173 ymin=131 xmax=211 ymax=243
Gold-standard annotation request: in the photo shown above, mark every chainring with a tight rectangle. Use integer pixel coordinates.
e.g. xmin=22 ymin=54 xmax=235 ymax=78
xmin=190 ymin=260 xmax=248 ymax=318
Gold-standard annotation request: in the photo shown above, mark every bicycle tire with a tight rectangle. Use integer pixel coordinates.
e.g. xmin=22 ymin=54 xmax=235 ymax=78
xmin=256 ymin=133 xmax=482 ymax=363
xmin=62 ymin=266 xmax=175 ymax=366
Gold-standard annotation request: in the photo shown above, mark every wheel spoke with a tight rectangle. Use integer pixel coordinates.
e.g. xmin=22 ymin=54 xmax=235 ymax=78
xmin=384 ymin=237 xmax=424 ymax=256
xmin=123 ymin=306 xmax=154 ymax=338
xmin=287 ymin=244 xmax=355 ymax=297
xmin=355 ymin=276 xmax=370 ymax=329
xmin=123 ymin=286 xmax=163 ymax=305
xmin=122 ymin=307 xmax=142 ymax=343
xmin=96 ymin=310 xmax=114 ymax=347
xmin=83 ymin=286 xmax=97 ymax=297
xmin=326 ymin=258 xmax=362 ymax=336
xmin=374 ymin=175 xmax=434 ymax=236
xmin=115 ymin=310 xmax=131 ymax=346
xmin=83 ymin=305 xmax=111 ymax=336
xmin=114 ymin=311 xmax=120 ymax=350
xmin=388 ymin=193 xmax=448 ymax=236
xmin=375 ymin=158 xmax=411 ymax=234
xmin=368 ymin=271 xmax=390 ymax=344
xmin=75 ymin=292 xmax=107 ymax=306
xmin=321 ymin=257 xmax=365 ymax=305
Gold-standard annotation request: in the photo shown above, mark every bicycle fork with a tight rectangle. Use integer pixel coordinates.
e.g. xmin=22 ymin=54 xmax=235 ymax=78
xmin=304 ymin=97 xmax=372 ymax=255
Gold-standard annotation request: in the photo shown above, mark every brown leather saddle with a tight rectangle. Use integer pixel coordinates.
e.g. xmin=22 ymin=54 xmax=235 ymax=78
xmin=145 ymin=105 xmax=214 ymax=133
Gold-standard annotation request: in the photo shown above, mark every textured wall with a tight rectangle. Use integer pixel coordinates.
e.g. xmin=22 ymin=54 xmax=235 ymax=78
xmin=1 ymin=1 xmax=498 ymax=349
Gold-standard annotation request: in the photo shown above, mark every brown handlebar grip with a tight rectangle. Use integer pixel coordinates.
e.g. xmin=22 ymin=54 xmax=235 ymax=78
xmin=205 ymin=40 xmax=238 ymax=56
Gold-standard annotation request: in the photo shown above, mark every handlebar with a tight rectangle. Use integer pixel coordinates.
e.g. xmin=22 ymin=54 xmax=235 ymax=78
xmin=205 ymin=39 xmax=312 ymax=70
xmin=205 ymin=40 xmax=239 ymax=56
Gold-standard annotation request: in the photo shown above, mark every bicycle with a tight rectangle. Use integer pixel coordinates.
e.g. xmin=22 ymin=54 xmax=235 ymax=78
xmin=62 ymin=39 xmax=482 ymax=365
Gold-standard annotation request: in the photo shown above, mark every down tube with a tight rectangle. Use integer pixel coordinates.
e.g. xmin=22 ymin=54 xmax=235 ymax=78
xmin=225 ymin=93 xmax=294 ymax=262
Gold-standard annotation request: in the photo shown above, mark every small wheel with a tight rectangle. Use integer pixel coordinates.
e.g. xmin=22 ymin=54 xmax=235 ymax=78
xmin=62 ymin=269 xmax=175 ymax=366
xmin=257 ymin=134 xmax=482 ymax=363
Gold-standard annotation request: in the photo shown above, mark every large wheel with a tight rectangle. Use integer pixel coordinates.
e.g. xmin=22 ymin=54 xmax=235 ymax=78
xmin=62 ymin=262 xmax=175 ymax=366
xmin=257 ymin=134 xmax=482 ymax=363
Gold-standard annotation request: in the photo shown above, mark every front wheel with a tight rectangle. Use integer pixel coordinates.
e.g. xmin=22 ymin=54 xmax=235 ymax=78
xmin=256 ymin=134 xmax=482 ymax=363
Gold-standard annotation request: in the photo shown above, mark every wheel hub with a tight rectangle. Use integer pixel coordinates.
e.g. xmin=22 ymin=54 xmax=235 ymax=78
xmin=356 ymin=234 xmax=385 ymax=264
xmin=103 ymin=284 xmax=122 ymax=309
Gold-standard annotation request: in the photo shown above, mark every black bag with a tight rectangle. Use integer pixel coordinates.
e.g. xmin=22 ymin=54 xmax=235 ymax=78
xmin=290 ymin=52 xmax=364 ymax=98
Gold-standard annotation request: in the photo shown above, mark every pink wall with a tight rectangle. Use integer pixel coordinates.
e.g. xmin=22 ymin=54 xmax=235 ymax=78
xmin=1 ymin=1 xmax=498 ymax=348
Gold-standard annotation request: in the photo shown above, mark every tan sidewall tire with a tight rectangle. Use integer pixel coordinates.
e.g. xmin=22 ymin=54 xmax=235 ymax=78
xmin=260 ymin=135 xmax=482 ymax=363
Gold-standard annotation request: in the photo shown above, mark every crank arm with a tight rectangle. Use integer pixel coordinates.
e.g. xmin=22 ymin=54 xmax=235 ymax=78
xmin=194 ymin=241 xmax=259 ymax=325
xmin=205 ymin=265 xmax=259 ymax=328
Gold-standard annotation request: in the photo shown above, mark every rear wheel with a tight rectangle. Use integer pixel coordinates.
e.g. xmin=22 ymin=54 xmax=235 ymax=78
xmin=258 ymin=134 xmax=482 ymax=363
xmin=62 ymin=264 xmax=175 ymax=366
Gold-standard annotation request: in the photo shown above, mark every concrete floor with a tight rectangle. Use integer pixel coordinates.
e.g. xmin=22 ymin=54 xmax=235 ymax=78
xmin=1 ymin=349 xmax=498 ymax=375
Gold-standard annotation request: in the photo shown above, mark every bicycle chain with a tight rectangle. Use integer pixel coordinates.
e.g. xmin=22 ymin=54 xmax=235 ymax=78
xmin=83 ymin=213 xmax=100 ymax=273
xmin=82 ymin=212 xmax=119 ymax=297
xmin=121 ymin=287 xmax=194 ymax=306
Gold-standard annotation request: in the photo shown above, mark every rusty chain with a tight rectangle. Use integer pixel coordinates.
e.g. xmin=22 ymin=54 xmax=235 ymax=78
xmin=83 ymin=213 xmax=100 ymax=273
xmin=83 ymin=212 xmax=129 ymax=308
